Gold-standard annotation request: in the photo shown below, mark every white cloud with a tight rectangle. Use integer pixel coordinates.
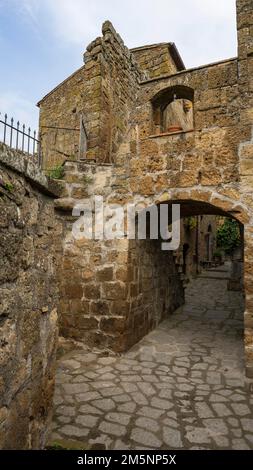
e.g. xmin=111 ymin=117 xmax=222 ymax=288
xmin=11 ymin=0 xmax=237 ymax=68
xmin=0 ymin=92 xmax=39 ymax=132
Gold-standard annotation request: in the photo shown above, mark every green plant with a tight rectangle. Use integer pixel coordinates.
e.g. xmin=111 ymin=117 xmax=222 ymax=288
xmin=46 ymin=440 xmax=88 ymax=450
xmin=47 ymin=165 xmax=64 ymax=180
xmin=4 ymin=182 xmax=14 ymax=192
xmin=217 ymin=218 xmax=241 ymax=255
xmin=213 ymin=249 xmax=222 ymax=259
xmin=184 ymin=216 xmax=197 ymax=230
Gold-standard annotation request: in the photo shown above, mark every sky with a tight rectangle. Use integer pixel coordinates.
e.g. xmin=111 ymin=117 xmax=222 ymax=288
xmin=0 ymin=0 xmax=237 ymax=132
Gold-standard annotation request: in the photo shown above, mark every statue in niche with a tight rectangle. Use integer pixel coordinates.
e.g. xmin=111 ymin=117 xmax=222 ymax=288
xmin=163 ymin=96 xmax=193 ymax=132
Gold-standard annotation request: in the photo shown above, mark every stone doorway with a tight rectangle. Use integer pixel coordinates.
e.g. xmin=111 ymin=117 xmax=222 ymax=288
xmin=110 ymin=198 xmax=247 ymax=369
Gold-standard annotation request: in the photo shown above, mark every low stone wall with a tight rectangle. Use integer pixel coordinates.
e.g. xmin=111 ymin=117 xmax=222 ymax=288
xmin=0 ymin=144 xmax=61 ymax=449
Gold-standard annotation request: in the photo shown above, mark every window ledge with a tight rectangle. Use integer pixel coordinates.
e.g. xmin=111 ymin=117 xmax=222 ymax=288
xmin=147 ymin=128 xmax=194 ymax=139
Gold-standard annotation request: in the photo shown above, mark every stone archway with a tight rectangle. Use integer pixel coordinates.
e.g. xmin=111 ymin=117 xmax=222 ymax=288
xmin=118 ymin=190 xmax=250 ymax=375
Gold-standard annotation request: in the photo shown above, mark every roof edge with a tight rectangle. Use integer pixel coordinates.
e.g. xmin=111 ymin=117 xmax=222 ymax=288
xmin=37 ymin=64 xmax=86 ymax=107
xmin=130 ymin=42 xmax=185 ymax=71
xmin=169 ymin=42 xmax=185 ymax=71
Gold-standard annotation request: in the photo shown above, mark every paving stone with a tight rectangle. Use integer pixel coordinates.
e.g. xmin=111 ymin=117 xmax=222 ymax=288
xmin=61 ymin=360 xmax=81 ymax=370
xmin=172 ymin=367 xmax=188 ymax=376
xmin=57 ymin=416 xmax=71 ymax=424
xmin=212 ymin=435 xmax=229 ymax=448
xmin=212 ymin=403 xmax=231 ymax=417
xmin=163 ymin=418 xmax=179 ymax=429
xmin=232 ymin=428 xmax=242 ymax=438
xmin=216 ymin=389 xmax=232 ymax=397
xmin=92 ymin=381 xmax=115 ymax=389
xmin=245 ymin=434 xmax=253 ymax=444
xmin=106 ymin=412 xmax=131 ymax=426
xmin=75 ymin=353 xmax=97 ymax=363
xmin=113 ymin=394 xmax=131 ymax=403
xmin=131 ymin=392 xmax=148 ymax=405
xmin=92 ymin=398 xmax=115 ymax=411
xmin=114 ymin=440 xmax=130 ymax=450
xmin=60 ymin=425 xmax=89 ymax=437
xmin=121 ymin=375 xmax=142 ymax=382
xmin=56 ymin=405 xmax=76 ymax=417
xmin=76 ymin=414 xmax=99 ymax=427
xmin=100 ymin=387 xmax=123 ymax=397
xmin=54 ymin=395 xmax=64 ymax=405
xmin=177 ymin=383 xmax=194 ymax=392
xmin=121 ymin=383 xmax=138 ymax=393
xmin=203 ymin=418 xmax=228 ymax=435
xmin=99 ymin=373 xmax=117 ymax=381
xmin=209 ymin=394 xmax=228 ymax=403
xmin=227 ymin=417 xmax=239 ymax=427
xmin=79 ymin=404 xmax=103 ymax=415
xmin=231 ymin=404 xmax=251 ymax=416
xmin=50 ymin=432 xmax=64 ymax=441
xmin=135 ymin=417 xmax=159 ymax=433
xmin=142 ymin=375 xmax=159 ymax=383
xmin=167 ymin=411 xmax=177 ymax=419
xmin=195 ymin=403 xmax=214 ymax=418
xmin=115 ymin=364 xmax=130 ymax=371
xmin=62 ymin=383 xmax=90 ymax=394
xmin=55 ymin=374 xmax=72 ymax=384
xmin=84 ymin=372 xmax=99 ymax=379
xmin=73 ymin=375 xmax=91 ymax=383
xmin=137 ymin=406 xmax=164 ymax=419
xmin=97 ymin=365 xmax=113 ymax=372
xmin=185 ymin=427 xmax=211 ymax=444
xmin=240 ymin=418 xmax=253 ymax=432
xmin=131 ymin=428 xmax=162 ymax=448
xmin=98 ymin=357 xmax=117 ymax=365
xmin=159 ymin=389 xmax=173 ymax=399
xmin=99 ymin=421 xmax=126 ymax=436
xmin=119 ymin=402 xmax=137 ymax=413
xmin=163 ymin=427 xmax=183 ymax=448
xmin=137 ymin=382 xmax=156 ymax=396
xmin=206 ymin=373 xmax=221 ymax=385
xmin=64 ymin=395 xmax=75 ymax=404
xmin=76 ymin=391 xmax=100 ymax=402
xmin=231 ymin=439 xmax=250 ymax=450
xmin=151 ymin=397 xmax=174 ymax=410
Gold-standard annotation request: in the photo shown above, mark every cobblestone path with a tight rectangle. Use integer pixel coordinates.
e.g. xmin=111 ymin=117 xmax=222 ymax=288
xmin=51 ymin=265 xmax=253 ymax=449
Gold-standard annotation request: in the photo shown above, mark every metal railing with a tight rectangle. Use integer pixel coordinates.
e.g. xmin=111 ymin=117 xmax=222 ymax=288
xmin=0 ymin=112 xmax=41 ymax=165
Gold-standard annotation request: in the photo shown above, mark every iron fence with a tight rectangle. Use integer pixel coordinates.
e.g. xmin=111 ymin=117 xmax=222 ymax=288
xmin=0 ymin=112 xmax=41 ymax=165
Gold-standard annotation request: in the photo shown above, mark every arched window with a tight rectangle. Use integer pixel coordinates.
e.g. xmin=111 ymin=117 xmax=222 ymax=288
xmin=152 ymin=85 xmax=194 ymax=134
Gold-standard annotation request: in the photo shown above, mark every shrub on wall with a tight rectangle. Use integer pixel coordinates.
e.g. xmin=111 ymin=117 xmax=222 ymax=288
xmin=216 ymin=218 xmax=241 ymax=255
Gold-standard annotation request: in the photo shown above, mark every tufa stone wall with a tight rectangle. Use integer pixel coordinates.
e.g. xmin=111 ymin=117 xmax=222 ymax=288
xmin=131 ymin=43 xmax=184 ymax=81
xmin=237 ymin=0 xmax=253 ymax=377
xmin=0 ymin=144 xmax=62 ymax=449
xmin=39 ymin=21 xmax=140 ymax=168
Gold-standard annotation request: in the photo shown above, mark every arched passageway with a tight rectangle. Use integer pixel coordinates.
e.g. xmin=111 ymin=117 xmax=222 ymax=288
xmin=121 ymin=197 xmax=246 ymax=357
xmin=50 ymin=197 xmax=253 ymax=451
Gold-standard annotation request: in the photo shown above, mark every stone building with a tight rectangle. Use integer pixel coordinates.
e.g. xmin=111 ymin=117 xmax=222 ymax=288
xmin=37 ymin=0 xmax=253 ymax=379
